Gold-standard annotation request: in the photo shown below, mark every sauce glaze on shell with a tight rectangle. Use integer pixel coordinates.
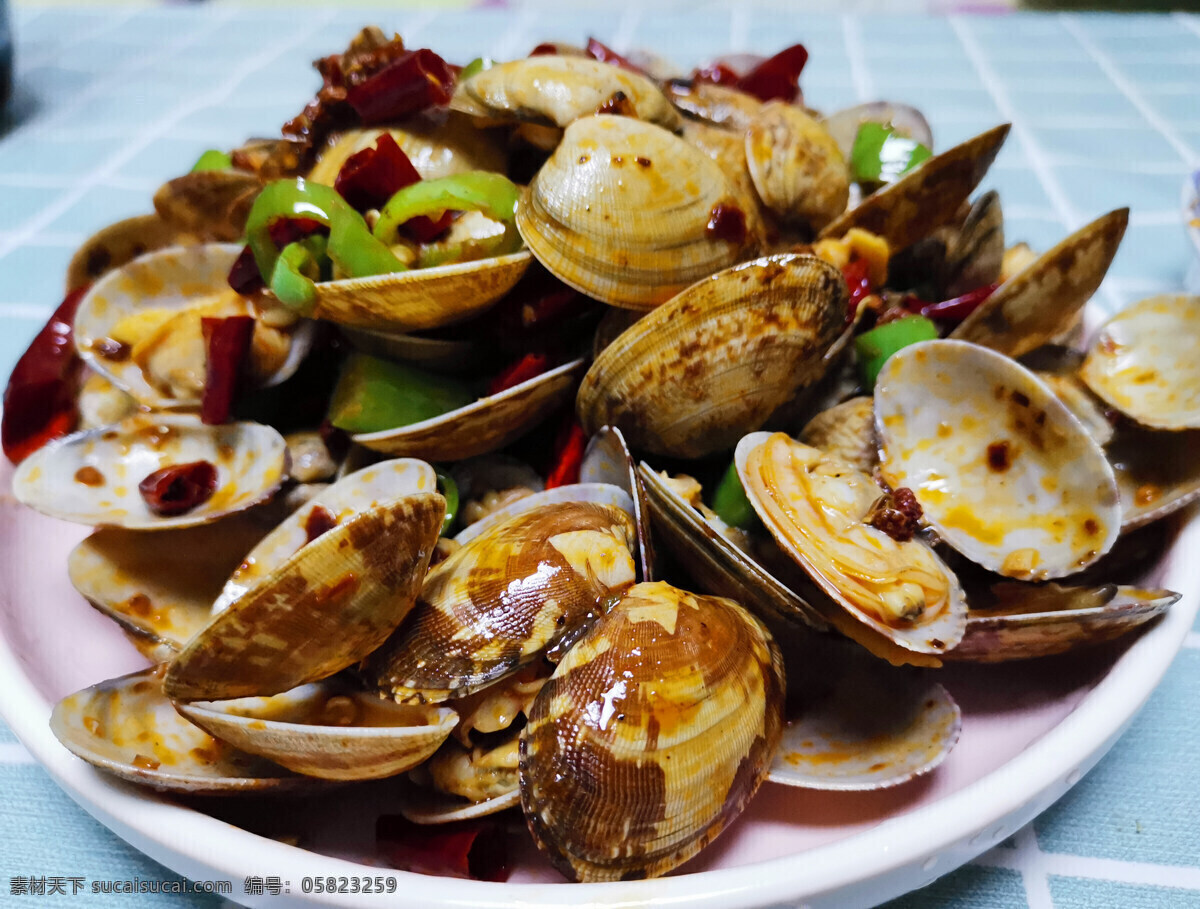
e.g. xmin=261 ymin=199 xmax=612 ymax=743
xmin=519 ymin=580 xmax=785 ymax=882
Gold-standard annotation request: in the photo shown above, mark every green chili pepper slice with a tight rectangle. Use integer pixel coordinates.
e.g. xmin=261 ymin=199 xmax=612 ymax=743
xmin=710 ymin=460 xmax=758 ymax=530
xmin=435 ymin=470 xmax=460 ymax=535
xmin=244 ymin=179 xmax=407 ymax=312
xmin=190 ymin=149 xmax=233 ymax=172
xmin=854 ymin=315 xmax=939 ymax=391
xmin=850 ymin=122 xmax=932 ymax=186
xmin=328 ymin=353 xmax=475 ymax=434
xmin=373 ymin=171 xmax=523 ymax=254
xmin=459 ymin=57 xmax=495 ymax=81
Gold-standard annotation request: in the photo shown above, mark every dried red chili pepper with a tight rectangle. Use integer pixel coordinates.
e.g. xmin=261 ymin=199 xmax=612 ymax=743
xmin=736 ymin=43 xmax=808 ymax=103
xmin=529 ymin=42 xmax=559 ymax=56
xmin=345 ymin=49 xmax=456 ymax=126
xmin=915 ymin=283 xmax=1000 ymax=324
xmin=487 ymin=352 xmax=551 ymax=396
xmin=377 ymin=815 xmax=508 ymax=882
xmin=335 ymin=133 xmax=420 ymax=213
xmin=200 ymin=316 xmax=255 ymax=425
xmin=842 ymin=257 xmax=873 ymax=321
xmin=546 ymin=420 xmax=588 ymax=490
xmin=228 ymin=217 xmax=328 ymax=295
xmin=138 ymin=461 xmax=219 ymax=516
xmin=2 ymin=286 xmax=87 ymax=464
xmin=585 ymin=37 xmax=642 ymax=73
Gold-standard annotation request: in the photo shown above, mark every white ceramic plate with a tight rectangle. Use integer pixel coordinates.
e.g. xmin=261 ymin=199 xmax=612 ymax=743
xmin=1 ymin=459 xmax=1197 ymax=909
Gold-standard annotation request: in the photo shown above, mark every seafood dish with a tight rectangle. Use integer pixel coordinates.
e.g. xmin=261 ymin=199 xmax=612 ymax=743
xmin=4 ymin=26 xmax=1196 ymax=886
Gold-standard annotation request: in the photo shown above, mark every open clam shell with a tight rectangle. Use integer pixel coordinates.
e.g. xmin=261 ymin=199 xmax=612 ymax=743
xmin=951 ymin=209 xmax=1129 ymax=358
xmin=516 ymin=115 xmax=752 ymax=310
xmin=309 ymin=250 xmax=533 ymax=334
xmin=214 ymin=458 xmax=437 ymax=614
xmin=1079 ymin=294 xmax=1200 ymax=430
xmin=947 ymin=582 xmax=1179 ymax=662
xmin=580 ymin=426 xmax=656 ymax=582
xmin=50 ymin=668 xmax=310 ymax=794
xmin=66 ymin=213 xmax=188 ymax=293
xmin=519 ymin=581 xmax=785 ymax=882
xmin=577 ymin=254 xmax=845 ymax=458
xmin=664 ymin=79 xmax=764 ymax=132
xmin=798 ymin=395 xmax=878 ymax=474
xmin=175 ymin=681 xmax=458 ymax=781
xmin=337 ymin=325 xmax=478 ymax=373
xmin=70 ymin=514 xmax=276 ymax=651
xmin=875 ymin=340 xmax=1121 ymax=579
xmin=453 ymin=483 xmax=634 ymax=545
xmin=153 ymin=169 xmax=261 ymax=242
xmin=737 ymin=431 xmax=968 ymax=659
xmin=13 ymin=414 xmax=287 ymax=530
xmin=821 ymin=101 xmax=933 ymax=162
xmin=351 ymin=358 xmax=585 ymax=461
xmin=165 ymin=492 xmax=445 ymax=702
xmin=401 ymin=788 xmax=521 ymax=825
xmin=768 ymin=637 xmax=960 ymax=790
xmin=1109 ymin=424 xmax=1200 ymax=531
xmin=819 ymin=124 xmax=1010 ymax=251
xmin=74 ymin=243 xmax=312 ymax=408
xmin=368 ymin=500 xmax=637 ymax=704
xmin=450 ymin=56 xmax=680 ymax=131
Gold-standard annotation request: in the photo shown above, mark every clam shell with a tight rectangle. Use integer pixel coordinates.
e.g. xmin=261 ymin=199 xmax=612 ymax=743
xmin=66 ymin=213 xmax=187 ymax=293
xmin=74 ymin=243 xmax=312 ymax=408
xmin=516 ymin=115 xmax=751 ymax=310
xmin=451 ymin=56 xmax=680 ymax=130
xmin=1107 ymin=424 xmax=1200 ymax=532
xmin=164 ymin=493 xmax=445 ymax=701
xmin=769 ymin=636 xmax=960 ymax=790
xmin=453 ymin=483 xmax=634 ymax=545
xmin=951 ymin=209 xmax=1128 ymax=358
xmin=576 ymin=254 xmax=845 ymax=458
xmin=875 ymin=340 xmax=1121 ymax=579
xmin=821 ymin=101 xmax=933 ymax=162
xmin=819 ymin=124 xmax=1010 ymax=250
xmin=368 ymin=501 xmax=636 ymax=704
xmin=69 ymin=514 xmax=276 ymax=651
xmin=1079 ymin=294 xmax=1200 ymax=431
xmin=798 ymin=396 xmax=879 ymax=474
xmin=310 ymin=250 xmax=532 ymax=334
xmin=175 ymin=681 xmax=457 ymax=781
xmin=338 ymin=325 xmax=478 ymax=373
xmin=401 ymin=788 xmax=521 ymax=825
xmin=153 ymin=169 xmax=261 ymax=242
xmin=13 ymin=414 xmax=287 ymax=530
xmin=664 ymin=79 xmax=763 ymax=132
xmin=940 ymin=190 xmax=1004 ymax=298
xmin=519 ymin=581 xmax=784 ymax=882
xmin=947 ymin=583 xmax=1179 ymax=662
xmin=214 ymin=458 xmax=437 ymax=614
xmin=580 ymin=426 xmax=656 ymax=582
xmin=737 ymin=431 xmax=968 ymax=658
xmin=745 ymin=101 xmax=849 ymax=231
xmin=306 ymin=118 xmax=507 ymax=186
xmin=681 ymin=118 xmax=771 ymax=250
xmin=50 ymin=668 xmax=310 ymax=794
xmin=351 ymin=358 xmax=585 ymax=461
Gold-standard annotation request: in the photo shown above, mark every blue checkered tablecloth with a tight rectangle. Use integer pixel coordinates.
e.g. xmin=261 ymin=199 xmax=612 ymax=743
xmin=1 ymin=4 xmax=1198 ymax=907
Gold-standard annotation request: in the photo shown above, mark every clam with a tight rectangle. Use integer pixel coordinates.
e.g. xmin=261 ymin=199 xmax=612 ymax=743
xmin=306 ymin=117 xmax=507 ymax=186
xmin=1079 ymin=294 xmax=1200 ymax=431
xmin=213 ymin=458 xmax=437 ymax=614
xmin=951 ymin=209 xmax=1128 ymax=358
xmin=947 ymin=582 xmax=1179 ymax=662
xmin=165 ymin=492 xmax=445 ymax=701
xmin=664 ymin=79 xmax=763 ymax=132
xmin=450 ymin=56 xmax=680 ymax=131
xmin=821 ymin=101 xmax=933 ymax=163
xmin=681 ymin=118 xmax=772 ymax=249
xmin=368 ymin=499 xmax=637 ymax=704
xmin=875 ymin=340 xmax=1121 ymax=579
xmin=745 ymin=101 xmax=850 ymax=232
xmin=337 ymin=325 xmax=478 ymax=373
xmin=798 ymin=395 xmax=878 ymax=474
xmin=453 ymin=483 xmax=634 ymax=546
xmin=819 ymin=124 xmax=1010 ymax=251
xmin=519 ymin=581 xmax=784 ymax=882
xmin=153 ymin=168 xmax=262 ymax=242
xmin=576 ymin=254 xmax=845 ymax=458
xmin=50 ymin=668 xmax=309 ymax=793
xmin=175 ymin=680 xmax=458 ymax=781
xmin=516 ymin=115 xmax=754 ymax=310
xmin=73 ymin=244 xmax=312 ymax=409
xmin=1107 ymin=424 xmax=1200 ymax=532
xmin=402 ymin=789 xmax=522 ymax=825
xmin=579 ymin=426 xmax=656 ymax=582
xmin=69 ymin=514 xmax=277 ymax=651
xmin=350 ymin=358 xmax=585 ymax=461
xmin=13 ymin=414 xmax=287 ymax=530
xmin=737 ymin=431 xmax=968 ymax=660
xmin=66 ymin=213 xmax=188 ymax=293
xmin=940 ymin=190 xmax=1005 ymax=298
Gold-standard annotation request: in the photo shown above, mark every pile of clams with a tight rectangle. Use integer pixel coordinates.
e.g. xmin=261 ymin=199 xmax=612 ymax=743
xmin=5 ymin=24 xmax=1194 ymax=886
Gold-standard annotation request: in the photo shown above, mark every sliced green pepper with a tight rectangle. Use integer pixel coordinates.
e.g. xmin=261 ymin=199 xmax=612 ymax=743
xmin=190 ymin=149 xmax=233 ymax=172
xmin=435 ymin=470 xmax=459 ymax=535
xmin=710 ymin=460 xmax=757 ymax=530
xmin=244 ymin=179 xmax=407 ymax=313
xmin=373 ymin=171 xmax=523 ymax=255
xmin=855 ymin=315 xmax=939 ymax=391
xmin=850 ymin=122 xmax=932 ymax=186
xmin=328 ymin=353 xmax=475 ymax=434
xmin=270 ymin=236 xmax=326 ymax=313
xmin=459 ymin=57 xmax=495 ymax=81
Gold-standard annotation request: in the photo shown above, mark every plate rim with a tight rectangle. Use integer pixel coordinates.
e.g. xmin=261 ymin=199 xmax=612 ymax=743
xmin=0 ymin=504 xmax=1196 ymax=909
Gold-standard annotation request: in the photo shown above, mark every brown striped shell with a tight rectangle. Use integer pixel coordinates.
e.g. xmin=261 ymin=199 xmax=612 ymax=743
xmin=519 ymin=581 xmax=784 ymax=882
xmin=153 ymin=169 xmax=262 ymax=242
xmin=367 ymin=501 xmax=637 ymax=704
